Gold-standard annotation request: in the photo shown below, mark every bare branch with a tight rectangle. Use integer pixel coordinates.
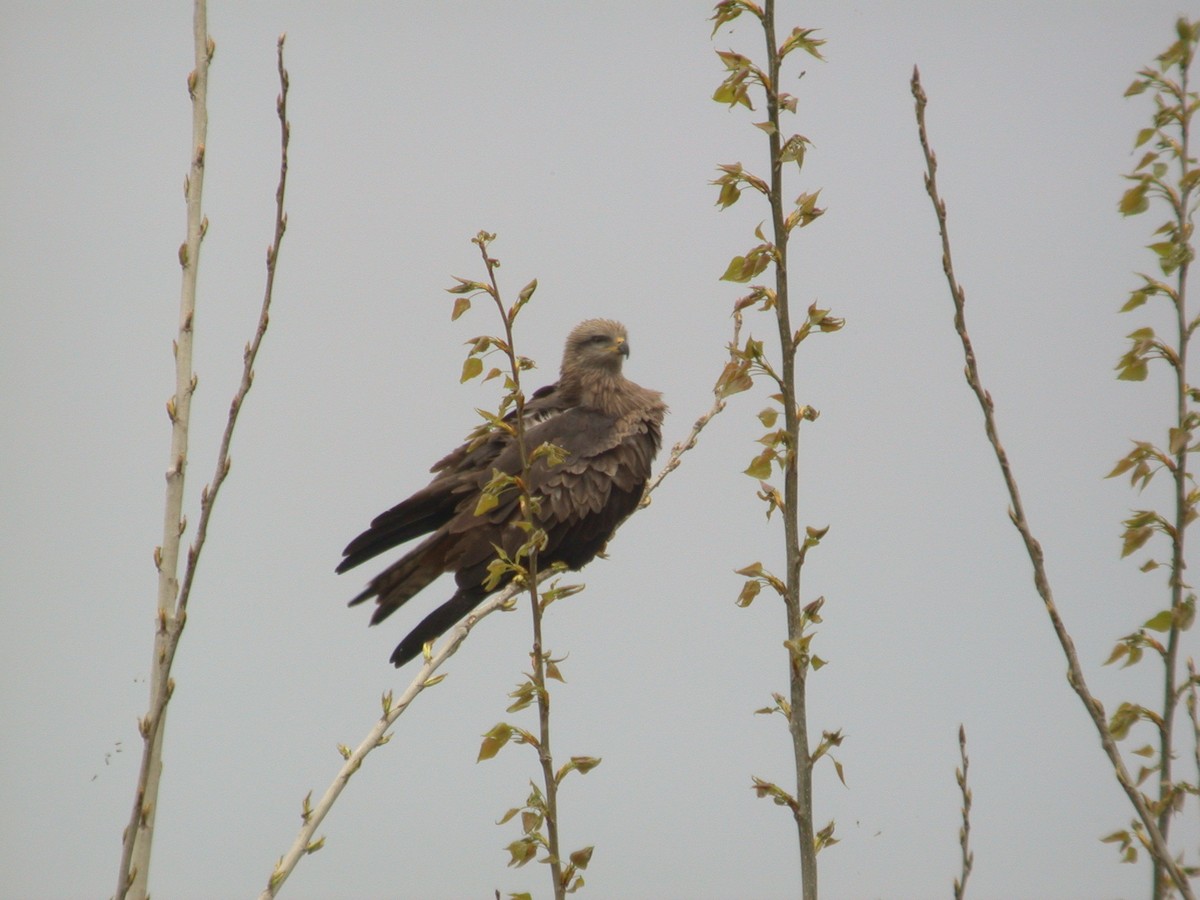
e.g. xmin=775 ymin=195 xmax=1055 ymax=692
xmin=953 ymin=725 xmax=974 ymax=900
xmin=642 ymin=312 xmax=742 ymax=505
xmin=116 ymin=4 xmax=211 ymax=896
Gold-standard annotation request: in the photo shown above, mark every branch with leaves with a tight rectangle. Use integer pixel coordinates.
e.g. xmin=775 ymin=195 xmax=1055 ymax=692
xmin=117 ymin=20 xmax=291 ymax=900
xmin=710 ymin=2 xmax=842 ymax=897
xmin=455 ymin=232 xmax=592 ymax=899
xmin=1102 ymin=19 xmax=1200 ymax=898
xmin=911 ymin=60 xmax=1195 ymax=900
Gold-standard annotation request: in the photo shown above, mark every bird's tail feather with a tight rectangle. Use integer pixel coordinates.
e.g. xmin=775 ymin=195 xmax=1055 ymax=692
xmin=390 ymin=588 xmax=486 ymax=667
xmin=347 ymin=533 xmax=451 ymax=625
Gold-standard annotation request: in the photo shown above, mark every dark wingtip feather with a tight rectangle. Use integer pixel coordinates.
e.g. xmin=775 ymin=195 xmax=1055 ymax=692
xmin=388 ymin=588 xmax=483 ymax=667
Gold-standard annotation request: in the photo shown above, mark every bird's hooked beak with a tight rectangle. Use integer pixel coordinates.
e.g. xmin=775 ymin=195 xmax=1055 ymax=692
xmin=615 ymin=337 xmax=629 ymax=358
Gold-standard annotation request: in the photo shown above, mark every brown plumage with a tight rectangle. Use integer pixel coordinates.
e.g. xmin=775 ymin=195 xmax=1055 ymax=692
xmin=338 ymin=319 xmax=667 ymax=667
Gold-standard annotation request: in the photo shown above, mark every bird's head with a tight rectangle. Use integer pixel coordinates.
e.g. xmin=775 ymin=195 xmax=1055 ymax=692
xmin=562 ymin=318 xmax=630 ymax=377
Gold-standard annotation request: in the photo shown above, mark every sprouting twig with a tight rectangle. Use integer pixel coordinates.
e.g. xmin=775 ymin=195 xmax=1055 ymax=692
xmin=642 ymin=311 xmax=742 ymax=504
xmin=953 ymin=725 xmax=974 ymax=900
xmin=911 ymin=65 xmax=1193 ymax=900
xmin=116 ymin=5 xmax=212 ymax=897
xmin=259 ymin=578 xmax=531 ymax=899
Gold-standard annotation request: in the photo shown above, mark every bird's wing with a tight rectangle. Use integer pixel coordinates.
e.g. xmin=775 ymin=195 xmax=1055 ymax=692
xmin=336 ymin=381 xmax=569 ymax=573
xmin=443 ymin=406 xmax=659 ymax=580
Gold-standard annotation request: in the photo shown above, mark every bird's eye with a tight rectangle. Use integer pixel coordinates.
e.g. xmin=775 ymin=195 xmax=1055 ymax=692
xmin=588 ymin=335 xmax=609 ymax=345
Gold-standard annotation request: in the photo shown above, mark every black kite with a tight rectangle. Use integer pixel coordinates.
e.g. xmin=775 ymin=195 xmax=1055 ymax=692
xmin=338 ymin=319 xmax=666 ymax=666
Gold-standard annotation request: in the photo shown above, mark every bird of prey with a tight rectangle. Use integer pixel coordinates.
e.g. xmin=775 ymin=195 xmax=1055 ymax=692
xmin=338 ymin=318 xmax=667 ymax=667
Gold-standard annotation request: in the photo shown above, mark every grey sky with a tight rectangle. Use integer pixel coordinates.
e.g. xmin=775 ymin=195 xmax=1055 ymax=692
xmin=1 ymin=2 xmax=1194 ymax=898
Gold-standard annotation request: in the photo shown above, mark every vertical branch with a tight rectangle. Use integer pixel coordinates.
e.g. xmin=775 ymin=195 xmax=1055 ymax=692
xmin=712 ymin=4 xmax=835 ymax=895
xmin=760 ymin=3 xmax=817 ymax=894
xmin=910 ymin=66 xmax=1194 ymax=900
xmin=953 ymin=725 xmax=974 ymax=900
xmin=116 ymin=4 xmax=211 ymax=897
xmin=1155 ymin=38 xmax=1192 ymax=899
xmin=475 ymin=240 xmax=564 ymax=900
xmin=1107 ymin=22 xmax=1198 ymax=895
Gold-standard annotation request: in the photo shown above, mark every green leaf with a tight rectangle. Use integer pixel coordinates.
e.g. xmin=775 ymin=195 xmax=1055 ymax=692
xmin=1106 ymin=454 xmax=1136 ymax=479
xmin=744 ymin=450 xmax=774 ymax=479
xmin=478 ymin=723 xmax=513 ymax=762
xmin=447 ymin=276 xmax=486 ymax=295
xmin=1118 ymin=181 xmax=1150 ymax=216
xmin=717 ymin=180 xmax=741 ymax=209
xmin=1108 ymin=702 xmax=1140 ymax=740
xmin=505 ymin=839 xmax=538 ymax=868
xmin=1119 ymin=290 xmax=1148 ymax=313
xmin=460 ymin=355 xmax=483 ymax=383
xmin=778 ymin=26 xmax=826 ymax=61
xmin=1180 ymin=594 xmax=1196 ymax=631
xmin=720 ymin=255 xmax=749 ymax=282
xmin=1144 ymin=609 xmax=1174 ymax=632
xmin=520 ymin=810 xmax=542 ymax=834
xmin=736 ymin=579 xmax=761 ymax=608
xmin=1104 ymin=642 xmax=1129 ymax=666
xmin=716 ymin=360 xmax=753 ymax=397
xmin=1117 ymin=358 xmax=1148 ymax=381
xmin=451 ymin=295 xmax=471 ymax=320
xmin=474 ymin=490 xmax=499 ymax=517
xmin=1133 ymin=127 xmax=1157 ymax=149
xmin=569 ymin=846 xmax=595 ymax=870
xmin=1121 ymin=525 xmax=1153 ymax=557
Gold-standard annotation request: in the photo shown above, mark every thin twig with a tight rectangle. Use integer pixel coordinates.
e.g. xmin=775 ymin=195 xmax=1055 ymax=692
xmin=911 ymin=65 xmax=1194 ymax=900
xmin=259 ymin=579 xmax=530 ymax=899
xmin=1188 ymin=660 xmax=1200 ymax=795
xmin=177 ymin=34 xmax=290 ymax=619
xmin=953 ymin=725 xmax=974 ymax=900
xmin=642 ymin=312 xmax=742 ymax=504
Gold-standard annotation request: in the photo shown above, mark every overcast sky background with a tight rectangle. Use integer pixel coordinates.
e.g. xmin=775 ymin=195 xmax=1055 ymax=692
xmin=2 ymin=3 xmax=1196 ymax=898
